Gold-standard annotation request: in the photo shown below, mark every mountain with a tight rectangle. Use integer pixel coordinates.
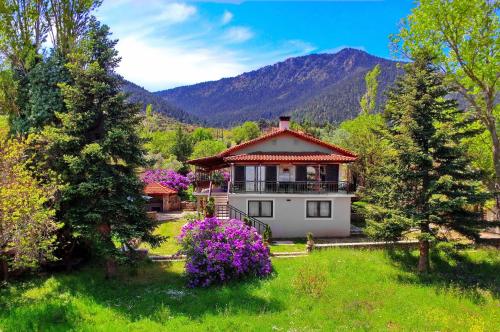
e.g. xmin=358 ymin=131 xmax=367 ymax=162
xmin=154 ymin=48 xmax=402 ymax=127
xmin=121 ymin=80 xmax=200 ymax=124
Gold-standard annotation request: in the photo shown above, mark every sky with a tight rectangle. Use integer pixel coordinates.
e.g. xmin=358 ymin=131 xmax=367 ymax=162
xmin=96 ymin=0 xmax=414 ymax=91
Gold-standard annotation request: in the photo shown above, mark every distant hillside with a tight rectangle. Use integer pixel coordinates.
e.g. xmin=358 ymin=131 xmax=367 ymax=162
xmin=154 ymin=48 xmax=402 ymax=127
xmin=121 ymin=80 xmax=200 ymax=124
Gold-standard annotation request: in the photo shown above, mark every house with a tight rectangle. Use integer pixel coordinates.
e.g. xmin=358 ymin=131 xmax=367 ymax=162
xmin=188 ymin=116 xmax=357 ymax=238
xmin=144 ymin=182 xmax=181 ymax=212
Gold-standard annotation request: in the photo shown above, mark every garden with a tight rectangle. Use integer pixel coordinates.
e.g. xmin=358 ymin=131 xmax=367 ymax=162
xmin=1 ymin=247 xmax=498 ymax=331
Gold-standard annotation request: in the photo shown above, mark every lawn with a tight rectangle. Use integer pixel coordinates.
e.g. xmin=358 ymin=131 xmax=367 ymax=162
xmin=1 ymin=248 xmax=498 ymax=331
xmin=143 ymin=219 xmax=308 ymax=255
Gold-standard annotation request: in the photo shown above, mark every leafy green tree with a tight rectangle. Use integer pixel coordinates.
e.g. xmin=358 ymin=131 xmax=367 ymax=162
xmin=0 ymin=138 xmax=59 ymax=281
xmin=38 ymin=20 xmax=161 ymax=277
xmin=171 ymin=125 xmax=193 ymax=170
xmin=0 ymin=0 xmax=100 ymax=134
xmin=326 ymin=113 xmax=393 ymax=191
xmin=191 ymin=127 xmax=213 ymax=144
xmin=360 ymin=64 xmax=381 ymax=114
xmin=231 ymin=121 xmax=260 ymax=144
xmin=367 ymin=55 xmax=488 ymax=273
xmin=191 ymin=139 xmax=226 ymax=160
xmin=394 ymin=0 xmax=500 ymax=218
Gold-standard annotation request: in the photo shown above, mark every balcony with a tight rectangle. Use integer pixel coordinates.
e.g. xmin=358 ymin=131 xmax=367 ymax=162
xmin=230 ymin=181 xmax=355 ymax=194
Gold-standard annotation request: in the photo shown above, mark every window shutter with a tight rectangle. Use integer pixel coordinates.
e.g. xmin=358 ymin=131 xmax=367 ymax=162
xmin=296 ymin=165 xmax=307 ymax=181
xmin=326 ymin=164 xmax=339 ymax=182
xmin=234 ymin=166 xmax=245 ymax=182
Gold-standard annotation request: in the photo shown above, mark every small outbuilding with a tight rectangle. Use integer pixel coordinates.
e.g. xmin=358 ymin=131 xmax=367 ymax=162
xmin=144 ymin=183 xmax=181 ymax=212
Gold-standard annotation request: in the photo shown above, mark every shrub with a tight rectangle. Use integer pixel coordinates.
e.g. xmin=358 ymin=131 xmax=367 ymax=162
xmin=178 ymin=217 xmax=272 ymax=287
xmin=141 ymin=169 xmax=190 ymax=191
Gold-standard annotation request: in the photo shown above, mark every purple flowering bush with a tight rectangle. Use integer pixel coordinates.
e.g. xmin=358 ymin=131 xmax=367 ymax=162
xmin=141 ymin=169 xmax=190 ymax=191
xmin=178 ymin=217 xmax=272 ymax=287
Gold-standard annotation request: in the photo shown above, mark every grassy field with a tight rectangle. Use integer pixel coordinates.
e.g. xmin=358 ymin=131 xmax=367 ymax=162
xmin=143 ymin=219 xmax=308 ymax=255
xmin=1 ymin=247 xmax=498 ymax=331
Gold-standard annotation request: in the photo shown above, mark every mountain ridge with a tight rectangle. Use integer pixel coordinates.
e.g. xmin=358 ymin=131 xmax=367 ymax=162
xmin=152 ymin=48 xmax=402 ymax=127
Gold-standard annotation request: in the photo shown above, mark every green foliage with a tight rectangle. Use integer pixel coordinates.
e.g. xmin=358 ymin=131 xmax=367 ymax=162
xmin=367 ymin=55 xmax=488 ymax=245
xmin=171 ymin=126 xmax=193 ymax=165
xmin=0 ymin=138 xmax=59 ymax=275
xmin=263 ymin=225 xmax=272 ymax=242
xmin=395 ymin=0 xmax=500 ymax=215
xmin=360 ymin=64 xmax=381 ymax=114
xmin=231 ymin=121 xmax=260 ymax=144
xmin=205 ymin=197 xmax=215 ymax=217
xmin=190 ymin=127 xmax=213 ymax=144
xmin=34 ymin=20 xmax=161 ymax=269
xmin=325 ymin=113 xmax=394 ymax=191
xmin=190 ymin=139 xmax=226 ymax=160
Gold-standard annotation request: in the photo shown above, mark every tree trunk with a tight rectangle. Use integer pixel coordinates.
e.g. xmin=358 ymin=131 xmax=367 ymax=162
xmin=489 ymin=122 xmax=500 ymax=220
xmin=105 ymin=258 xmax=117 ymax=279
xmin=1 ymin=257 xmax=8 ymax=282
xmin=418 ymin=239 xmax=430 ymax=273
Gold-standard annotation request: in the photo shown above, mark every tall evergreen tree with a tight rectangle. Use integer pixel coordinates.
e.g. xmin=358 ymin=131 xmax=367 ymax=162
xmin=367 ymin=54 xmax=488 ymax=272
xmin=39 ymin=19 xmax=161 ymax=277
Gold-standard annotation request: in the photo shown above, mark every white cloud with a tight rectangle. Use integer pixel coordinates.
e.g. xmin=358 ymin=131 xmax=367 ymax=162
xmin=221 ymin=10 xmax=233 ymax=25
xmin=224 ymin=26 xmax=254 ymax=43
xmin=155 ymin=2 xmax=197 ymax=24
xmin=115 ymin=35 xmax=249 ymax=90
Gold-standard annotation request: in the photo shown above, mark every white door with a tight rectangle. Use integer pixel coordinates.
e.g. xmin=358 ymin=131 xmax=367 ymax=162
xmin=245 ymin=166 xmax=255 ymax=191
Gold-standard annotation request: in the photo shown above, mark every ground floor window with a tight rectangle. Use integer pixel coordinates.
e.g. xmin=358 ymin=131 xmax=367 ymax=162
xmin=248 ymin=200 xmax=273 ymax=218
xmin=306 ymin=200 xmax=331 ymax=218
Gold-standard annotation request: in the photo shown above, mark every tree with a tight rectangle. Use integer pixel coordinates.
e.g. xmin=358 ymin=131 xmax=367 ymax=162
xmin=360 ymin=64 xmax=381 ymax=114
xmin=0 ymin=0 xmax=100 ymax=134
xmin=191 ymin=139 xmax=226 ymax=160
xmin=38 ymin=20 xmax=161 ymax=277
xmin=171 ymin=125 xmax=193 ymax=170
xmin=368 ymin=55 xmax=488 ymax=273
xmin=190 ymin=127 xmax=213 ymax=144
xmin=394 ymin=0 xmax=500 ymax=218
xmin=0 ymin=138 xmax=59 ymax=281
xmin=326 ymin=113 xmax=393 ymax=191
xmin=231 ymin=121 xmax=260 ymax=144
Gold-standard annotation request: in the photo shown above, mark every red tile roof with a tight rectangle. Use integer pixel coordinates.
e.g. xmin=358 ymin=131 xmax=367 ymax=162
xmin=144 ymin=182 xmax=177 ymax=195
xmin=187 ymin=128 xmax=357 ymax=169
xmin=224 ymin=152 xmax=357 ymax=163
xmin=220 ymin=129 xmax=357 ymax=158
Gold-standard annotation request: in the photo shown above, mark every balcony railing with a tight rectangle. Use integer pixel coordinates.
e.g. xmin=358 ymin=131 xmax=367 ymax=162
xmin=230 ymin=181 xmax=354 ymax=194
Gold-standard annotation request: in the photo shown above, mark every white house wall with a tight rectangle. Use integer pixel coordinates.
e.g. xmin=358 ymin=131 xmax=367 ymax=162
xmin=228 ymin=194 xmax=352 ymax=238
xmin=235 ymin=135 xmax=335 ymax=155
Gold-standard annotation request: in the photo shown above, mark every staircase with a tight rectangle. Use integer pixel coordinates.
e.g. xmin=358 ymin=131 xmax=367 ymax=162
xmin=211 ymin=192 xmax=229 ymax=208
xmin=215 ymin=204 xmax=270 ymax=235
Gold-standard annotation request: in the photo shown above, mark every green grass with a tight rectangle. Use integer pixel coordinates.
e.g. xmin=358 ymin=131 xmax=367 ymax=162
xmin=142 ymin=220 xmax=186 ymax=256
xmin=1 ymin=248 xmax=498 ymax=331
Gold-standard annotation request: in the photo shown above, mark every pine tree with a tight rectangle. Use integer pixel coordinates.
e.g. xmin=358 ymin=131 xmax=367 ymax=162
xmin=367 ymin=53 xmax=488 ymax=272
xmin=40 ymin=19 xmax=161 ymax=277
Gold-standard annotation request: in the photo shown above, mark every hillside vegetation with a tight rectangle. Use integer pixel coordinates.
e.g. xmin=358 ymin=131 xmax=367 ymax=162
xmin=154 ymin=49 xmax=401 ymax=126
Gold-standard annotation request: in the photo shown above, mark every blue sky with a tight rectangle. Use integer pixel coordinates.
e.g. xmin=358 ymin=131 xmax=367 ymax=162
xmin=96 ymin=0 xmax=414 ymax=91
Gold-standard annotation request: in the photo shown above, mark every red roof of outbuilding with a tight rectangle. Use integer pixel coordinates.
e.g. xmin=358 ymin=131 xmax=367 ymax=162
xmin=144 ymin=183 xmax=177 ymax=195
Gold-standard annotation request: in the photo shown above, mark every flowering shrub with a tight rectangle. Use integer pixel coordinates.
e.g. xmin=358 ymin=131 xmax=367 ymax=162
xmin=141 ymin=169 xmax=190 ymax=191
xmin=178 ymin=217 xmax=272 ymax=287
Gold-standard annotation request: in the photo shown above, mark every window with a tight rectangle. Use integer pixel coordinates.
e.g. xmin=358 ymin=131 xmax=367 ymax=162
xmin=248 ymin=200 xmax=273 ymax=218
xmin=306 ymin=201 xmax=331 ymax=218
